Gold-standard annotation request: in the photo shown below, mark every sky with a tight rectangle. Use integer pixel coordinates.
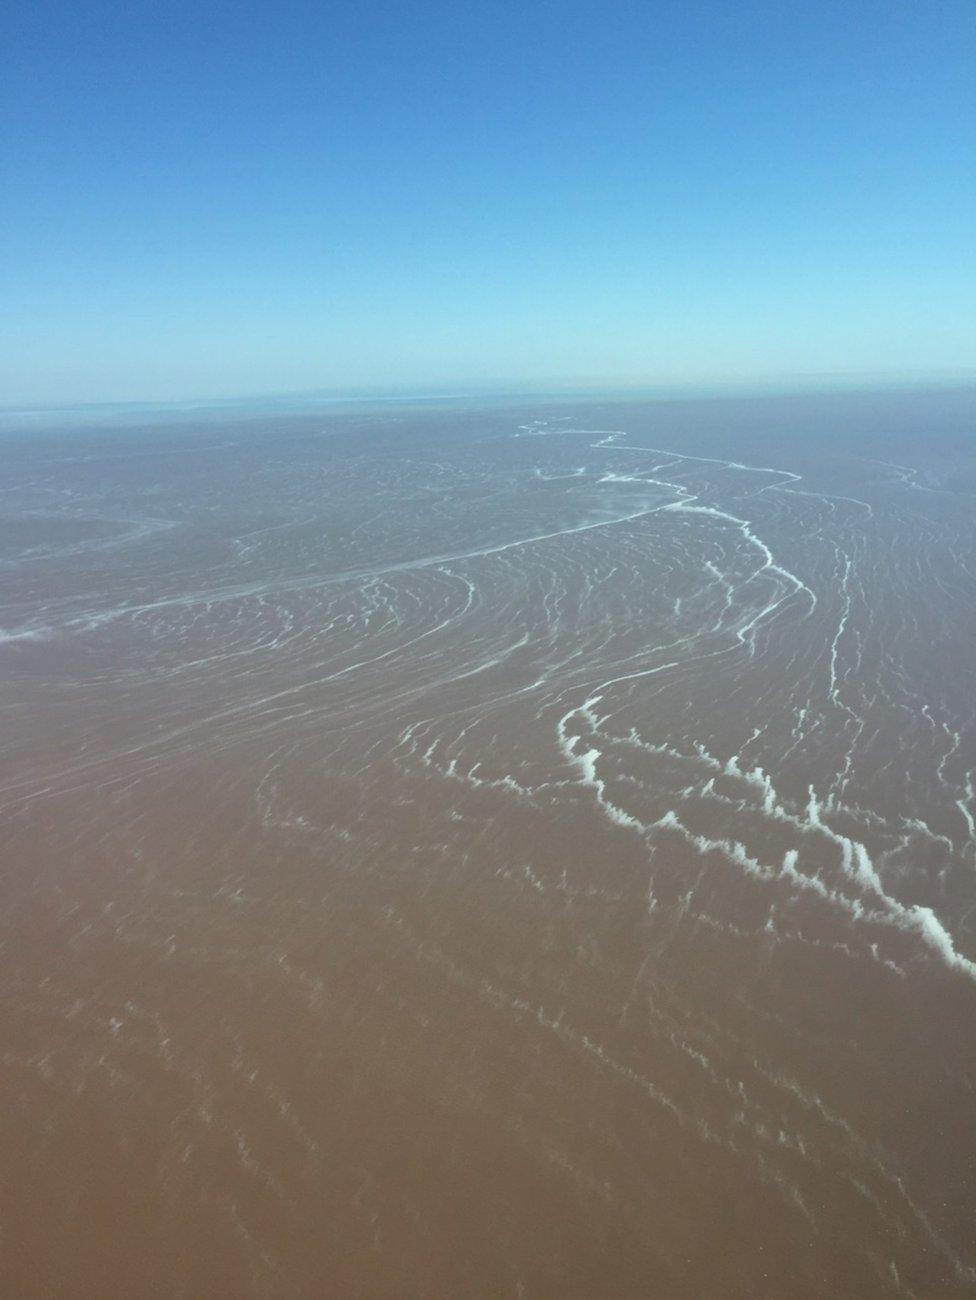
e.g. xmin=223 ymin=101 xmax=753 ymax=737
xmin=2 ymin=0 xmax=974 ymax=404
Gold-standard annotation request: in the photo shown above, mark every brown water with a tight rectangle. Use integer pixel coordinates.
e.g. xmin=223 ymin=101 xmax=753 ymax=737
xmin=1 ymin=389 xmax=975 ymax=1298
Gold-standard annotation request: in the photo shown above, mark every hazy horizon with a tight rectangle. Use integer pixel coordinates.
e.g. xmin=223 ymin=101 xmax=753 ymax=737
xmin=3 ymin=372 xmax=975 ymax=428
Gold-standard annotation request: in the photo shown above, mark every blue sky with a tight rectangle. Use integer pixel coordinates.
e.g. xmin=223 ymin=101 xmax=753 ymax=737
xmin=3 ymin=0 xmax=974 ymax=403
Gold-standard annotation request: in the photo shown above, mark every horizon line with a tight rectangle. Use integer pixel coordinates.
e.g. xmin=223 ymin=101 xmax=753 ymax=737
xmin=3 ymin=367 xmax=976 ymax=421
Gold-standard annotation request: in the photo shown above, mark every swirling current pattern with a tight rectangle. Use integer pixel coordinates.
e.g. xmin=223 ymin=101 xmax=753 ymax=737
xmin=0 ymin=390 xmax=974 ymax=1298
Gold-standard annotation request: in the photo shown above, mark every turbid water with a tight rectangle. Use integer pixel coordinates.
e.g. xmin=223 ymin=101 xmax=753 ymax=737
xmin=1 ymin=388 xmax=974 ymax=1298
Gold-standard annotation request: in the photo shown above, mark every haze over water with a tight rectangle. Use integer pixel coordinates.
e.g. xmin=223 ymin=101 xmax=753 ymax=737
xmin=1 ymin=388 xmax=975 ymax=1298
